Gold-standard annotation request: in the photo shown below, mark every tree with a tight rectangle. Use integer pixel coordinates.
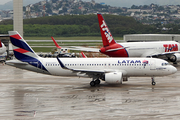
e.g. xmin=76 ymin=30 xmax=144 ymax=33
xmin=52 ymin=0 xmax=58 ymax=3
xmin=46 ymin=8 xmax=52 ymax=14
xmin=131 ymin=5 xmax=139 ymax=9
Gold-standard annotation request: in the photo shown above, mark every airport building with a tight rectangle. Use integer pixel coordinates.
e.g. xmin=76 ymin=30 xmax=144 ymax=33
xmin=124 ymin=34 xmax=180 ymax=42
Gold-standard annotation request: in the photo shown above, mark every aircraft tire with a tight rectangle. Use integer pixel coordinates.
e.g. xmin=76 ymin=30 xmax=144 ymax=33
xmin=152 ymin=82 xmax=156 ymax=85
xmin=95 ymin=79 xmax=100 ymax=85
xmin=90 ymin=81 xmax=95 ymax=87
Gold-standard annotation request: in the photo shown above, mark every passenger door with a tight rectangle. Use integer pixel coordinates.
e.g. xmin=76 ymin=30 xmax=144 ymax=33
xmin=150 ymin=60 xmax=156 ymax=70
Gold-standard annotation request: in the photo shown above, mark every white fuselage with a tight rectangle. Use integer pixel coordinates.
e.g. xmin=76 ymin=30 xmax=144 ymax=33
xmin=121 ymin=41 xmax=180 ymax=57
xmin=6 ymin=57 xmax=176 ymax=78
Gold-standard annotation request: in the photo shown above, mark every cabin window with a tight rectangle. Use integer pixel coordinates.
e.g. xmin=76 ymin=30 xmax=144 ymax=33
xmin=162 ymin=63 xmax=169 ymax=66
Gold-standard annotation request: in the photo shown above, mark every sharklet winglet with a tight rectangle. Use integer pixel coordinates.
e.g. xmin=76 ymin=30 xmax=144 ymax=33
xmin=56 ymin=57 xmax=68 ymax=69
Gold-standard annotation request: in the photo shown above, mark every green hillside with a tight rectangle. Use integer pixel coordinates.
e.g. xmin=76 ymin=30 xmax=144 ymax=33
xmin=0 ymin=14 xmax=164 ymax=37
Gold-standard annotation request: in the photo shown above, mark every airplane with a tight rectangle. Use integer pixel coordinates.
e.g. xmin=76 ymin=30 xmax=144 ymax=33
xmin=6 ymin=31 xmax=177 ymax=86
xmin=51 ymin=36 xmax=87 ymax=58
xmin=51 ymin=36 xmax=99 ymax=52
xmin=97 ymin=13 xmax=180 ymax=63
xmin=0 ymin=40 xmax=6 ymax=55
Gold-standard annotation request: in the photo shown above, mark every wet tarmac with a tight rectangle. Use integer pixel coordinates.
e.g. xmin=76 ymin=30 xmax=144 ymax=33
xmin=1 ymin=63 xmax=180 ymax=119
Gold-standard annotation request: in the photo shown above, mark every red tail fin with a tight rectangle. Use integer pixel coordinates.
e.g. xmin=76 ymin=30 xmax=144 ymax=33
xmin=51 ymin=37 xmax=61 ymax=49
xmin=97 ymin=13 xmax=116 ymax=47
xmin=0 ymin=40 xmax=2 ymax=47
xmin=81 ymin=52 xmax=87 ymax=58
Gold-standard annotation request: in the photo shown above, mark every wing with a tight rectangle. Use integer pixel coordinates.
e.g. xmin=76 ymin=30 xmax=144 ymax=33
xmin=141 ymin=51 xmax=161 ymax=57
xmin=67 ymin=46 xmax=100 ymax=52
xmin=155 ymin=51 xmax=180 ymax=56
xmin=145 ymin=51 xmax=180 ymax=57
xmin=51 ymin=37 xmax=99 ymax=52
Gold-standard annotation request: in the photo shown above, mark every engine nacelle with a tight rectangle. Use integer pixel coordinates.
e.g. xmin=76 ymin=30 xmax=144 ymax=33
xmin=105 ymin=72 xmax=123 ymax=84
xmin=169 ymin=53 xmax=180 ymax=63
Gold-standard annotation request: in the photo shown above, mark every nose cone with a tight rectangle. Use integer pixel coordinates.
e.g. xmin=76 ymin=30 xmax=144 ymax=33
xmin=171 ymin=66 xmax=177 ymax=74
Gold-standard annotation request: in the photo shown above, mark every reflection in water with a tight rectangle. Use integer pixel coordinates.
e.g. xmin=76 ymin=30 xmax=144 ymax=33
xmin=13 ymin=86 xmax=37 ymax=117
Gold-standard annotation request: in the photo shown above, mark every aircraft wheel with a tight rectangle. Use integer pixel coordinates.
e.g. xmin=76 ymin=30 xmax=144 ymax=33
xmin=90 ymin=81 xmax=96 ymax=87
xmin=151 ymin=77 xmax=156 ymax=85
xmin=95 ymin=79 xmax=101 ymax=85
xmin=152 ymin=81 xmax=156 ymax=85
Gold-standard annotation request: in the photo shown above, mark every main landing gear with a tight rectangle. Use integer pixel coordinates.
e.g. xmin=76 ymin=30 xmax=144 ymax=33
xmin=90 ymin=79 xmax=101 ymax=87
xmin=151 ymin=77 xmax=156 ymax=85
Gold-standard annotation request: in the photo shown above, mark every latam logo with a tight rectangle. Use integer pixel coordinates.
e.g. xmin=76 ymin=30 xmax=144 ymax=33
xmin=118 ymin=60 xmax=142 ymax=64
xmin=142 ymin=60 xmax=149 ymax=64
xmin=163 ymin=44 xmax=178 ymax=52
xmin=101 ymin=20 xmax=113 ymax=43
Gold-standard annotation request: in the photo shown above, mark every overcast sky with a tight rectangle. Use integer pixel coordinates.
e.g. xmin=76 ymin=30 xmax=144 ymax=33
xmin=1 ymin=0 xmax=180 ymax=7
xmin=0 ymin=0 xmax=9 ymax=5
xmin=84 ymin=0 xmax=180 ymax=7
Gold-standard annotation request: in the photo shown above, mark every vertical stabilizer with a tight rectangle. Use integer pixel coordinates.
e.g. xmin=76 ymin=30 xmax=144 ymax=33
xmin=97 ymin=13 xmax=116 ymax=47
xmin=0 ymin=40 xmax=2 ymax=47
xmin=51 ymin=37 xmax=62 ymax=49
xmin=8 ymin=31 xmax=39 ymax=62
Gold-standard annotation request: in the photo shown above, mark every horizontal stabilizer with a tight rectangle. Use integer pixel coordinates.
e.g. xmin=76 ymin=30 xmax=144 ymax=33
xmin=6 ymin=59 xmax=29 ymax=65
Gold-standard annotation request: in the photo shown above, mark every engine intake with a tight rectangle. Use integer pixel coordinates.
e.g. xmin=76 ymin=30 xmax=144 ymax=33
xmin=169 ymin=53 xmax=180 ymax=63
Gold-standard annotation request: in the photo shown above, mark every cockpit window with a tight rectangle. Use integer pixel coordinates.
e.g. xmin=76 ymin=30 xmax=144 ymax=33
xmin=162 ymin=63 xmax=170 ymax=66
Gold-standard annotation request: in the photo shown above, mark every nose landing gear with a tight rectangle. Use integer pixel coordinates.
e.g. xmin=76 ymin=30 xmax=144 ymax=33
xmin=151 ymin=77 xmax=156 ymax=85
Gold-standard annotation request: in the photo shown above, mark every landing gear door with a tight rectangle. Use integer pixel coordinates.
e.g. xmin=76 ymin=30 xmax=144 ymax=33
xmin=150 ymin=60 xmax=156 ymax=70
